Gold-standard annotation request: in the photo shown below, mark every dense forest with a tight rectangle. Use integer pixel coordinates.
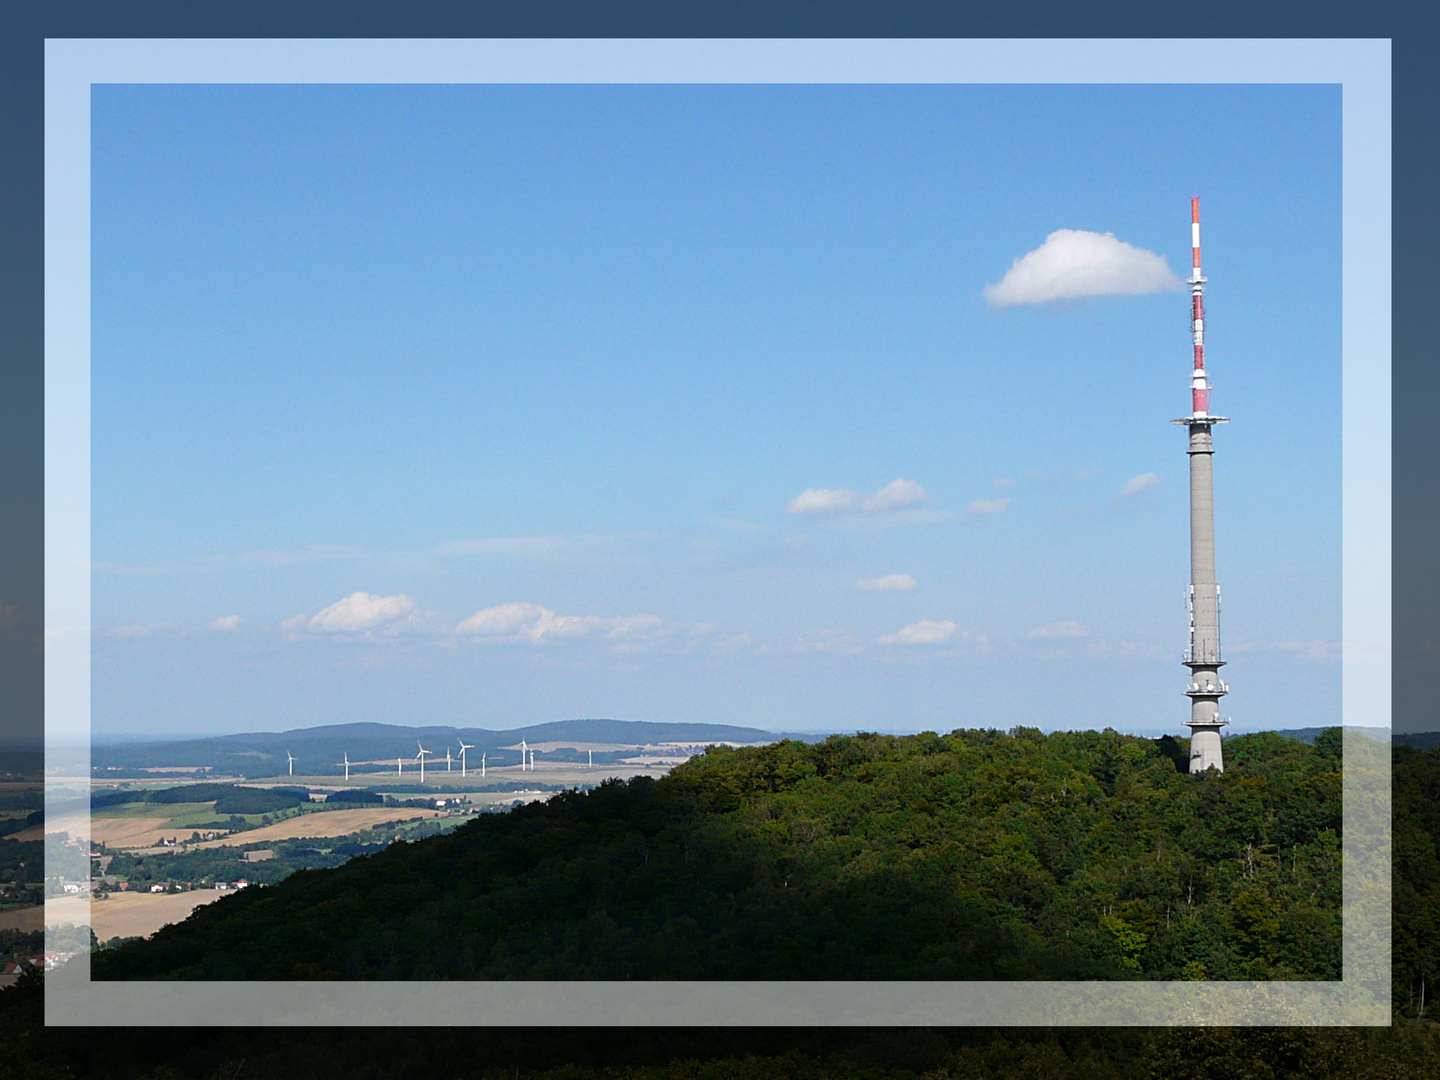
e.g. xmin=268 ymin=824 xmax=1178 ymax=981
xmin=4 ymin=738 xmax=1439 ymax=1079
xmin=92 ymin=727 xmax=1342 ymax=981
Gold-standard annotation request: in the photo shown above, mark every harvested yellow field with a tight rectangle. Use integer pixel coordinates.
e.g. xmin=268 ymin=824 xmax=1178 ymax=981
xmin=49 ymin=890 xmax=228 ymax=942
xmin=46 ymin=814 xmax=196 ymax=849
xmin=95 ymin=818 xmax=198 ymax=848
xmin=192 ymin=807 xmax=440 ymax=848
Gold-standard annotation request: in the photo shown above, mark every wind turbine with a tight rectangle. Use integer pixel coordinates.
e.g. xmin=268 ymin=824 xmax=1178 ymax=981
xmin=445 ymin=747 xmax=452 ymax=773
xmin=588 ymin=750 xmax=593 ymax=767
xmin=337 ymin=753 xmax=350 ymax=782
xmin=286 ymin=751 xmax=294 ymax=777
xmin=481 ymin=752 xmax=486 ymax=779
xmin=416 ymin=742 xmax=432 ymax=785
xmin=521 ymin=739 xmax=528 ymax=772
xmin=457 ymin=740 xmax=473 ymax=777
xmin=397 ymin=756 xmax=403 ymax=777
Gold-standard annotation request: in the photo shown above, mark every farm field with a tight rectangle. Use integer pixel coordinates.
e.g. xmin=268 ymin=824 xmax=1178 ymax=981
xmin=190 ymin=807 xmax=442 ymax=847
xmin=0 ymin=905 xmax=43 ymax=932
xmin=64 ymin=789 xmax=577 ymax=851
xmin=50 ymin=890 xmax=228 ymax=941
xmin=43 ymin=811 xmax=218 ymax=850
xmin=94 ymin=800 xmax=230 ymax=825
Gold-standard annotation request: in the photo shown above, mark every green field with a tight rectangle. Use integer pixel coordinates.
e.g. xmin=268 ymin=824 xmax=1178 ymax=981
xmin=94 ymin=801 xmax=239 ymax=830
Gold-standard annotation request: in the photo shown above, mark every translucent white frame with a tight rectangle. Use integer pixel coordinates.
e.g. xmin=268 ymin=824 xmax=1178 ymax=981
xmin=44 ymin=38 xmax=1390 ymax=1026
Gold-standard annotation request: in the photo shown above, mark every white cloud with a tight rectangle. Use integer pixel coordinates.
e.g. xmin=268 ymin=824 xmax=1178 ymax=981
xmin=856 ymin=573 xmax=918 ymax=592
xmin=787 ymin=479 xmax=927 ymax=516
xmin=1025 ymin=620 xmax=1089 ymax=640
xmin=993 ymin=477 xmax=1014 ymax=488
xmin=605 ymin=614 xmax=666 ymax=641
xmin=786 ymin=487 xmax=861 ymax=515
xmin=455 ymin=602 xmax=602 ymax=642
xmin=305 ymin=592 xmax=417 ymax=633
xmin=878 ymin=620 xmax=957 ymax=646
xmin=968 ymin=497 xmax=1010 ymax=516
xmin=209 ymin=615 xmax=241 ymax=631
xmin=861 ymin=478 xmax=927 ymax=513
xmin=984 ymin=229 xmax=1183 ymax=307
xmin=1119 ymin=473 xmax=1160 ymax=497
xmin=454 ymin=603 xmax=702 ymax=650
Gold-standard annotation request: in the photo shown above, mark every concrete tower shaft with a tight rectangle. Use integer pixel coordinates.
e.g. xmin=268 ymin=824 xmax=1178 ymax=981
xmin=1188 ymin=427 xmax=1220 ymax=666
xmin=1173 ymin=197 xmax=1229 ymax=774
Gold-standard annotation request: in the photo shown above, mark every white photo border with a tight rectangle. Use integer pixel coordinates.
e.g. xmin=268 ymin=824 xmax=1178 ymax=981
xmin=44 ymin=38 xmax=1391 ymax=1026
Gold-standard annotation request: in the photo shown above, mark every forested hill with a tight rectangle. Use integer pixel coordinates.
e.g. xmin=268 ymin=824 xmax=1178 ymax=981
xmin=93 ymin=728 xmax=1342 ymax=982
xmin=1396 ymin=731 xmax=1440 ymax=750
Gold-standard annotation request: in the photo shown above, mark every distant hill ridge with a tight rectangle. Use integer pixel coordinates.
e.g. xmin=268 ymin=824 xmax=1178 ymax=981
xmin=1394 ymin=731 xmax=1440 ymax=750
xmin=90 ymin=719 xmax=815 ymax=778
xmin=1264 ymin=727 xmax=1422 ymax=747
xmin=90 ymin=720 xmax=1424 ymax=779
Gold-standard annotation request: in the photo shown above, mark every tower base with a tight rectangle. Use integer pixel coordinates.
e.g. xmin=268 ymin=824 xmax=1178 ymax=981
xmin=1185 ymin=722 xmax=1228 ymax=774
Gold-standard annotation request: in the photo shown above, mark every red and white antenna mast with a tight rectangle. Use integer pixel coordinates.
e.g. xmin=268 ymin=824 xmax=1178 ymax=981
xmin=1189 ymin=197 xmax=1210 ymax=417
xmin=1173 ymin=197 xmax=1230 ymax=773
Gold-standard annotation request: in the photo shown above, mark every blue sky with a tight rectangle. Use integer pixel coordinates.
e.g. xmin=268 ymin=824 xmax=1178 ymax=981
xmin=90 ymin=83 xmax=1341 ymax=738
